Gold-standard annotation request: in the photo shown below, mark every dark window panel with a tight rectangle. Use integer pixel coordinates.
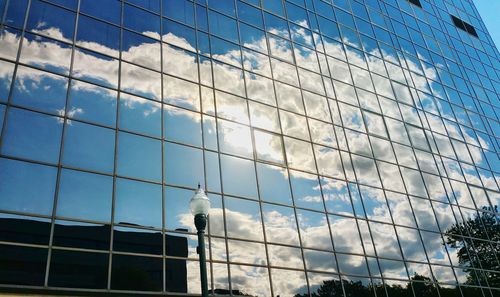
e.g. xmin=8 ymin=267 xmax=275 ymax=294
xmin=166 ymin=258 xmax=188 ymax=293
xmin=0 ymin=214 xmax=51 ymax=245
xmin=48 ymin=250 xmax=108 ymax=289
xmin=52 ymin=220 xmax=111 ymax=250
xmin=113 ymin=226 xmax=162 ymax=255
xmin=0 ymin=245 xmax=47 ymax=286
xmin=451 ymin=15 xmax=478 ymax=38
xmin=111 ymin=254 xmax=162 ymax=291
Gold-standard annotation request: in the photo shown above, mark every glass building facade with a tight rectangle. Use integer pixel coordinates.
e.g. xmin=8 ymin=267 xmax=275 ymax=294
xmin=0 ymin=0 xmax=498 ymax=296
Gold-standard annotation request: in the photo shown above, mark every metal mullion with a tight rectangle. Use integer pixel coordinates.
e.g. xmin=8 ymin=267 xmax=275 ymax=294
xmin=428 ymin=129 xmax=500 ymax=272
xmin=383 ymin=55 xmax=469 ymax=297
xmin=342 ymin=56 xmax=421 ymax=296
xmin=43 ymin=0 xmax=80 ymax=287
xmin=107 ymin=0 xmax=124 ymax=291
xmin=236 ymin=1 xmax=280 ymax=295
xmin=314 ymin=22 xmax=387 ymax=297
xmin=200 ymin=1 xmax=234 ymax=294
xmin=0 ymin=0 xmax=31 ymax=152
xmin=158 ymin=0 xmax=167 ymax=293
xmin=192 ymin=1 xmax=215 ymax=294
xmin=310 ymin=21 xmax=377 ymax=297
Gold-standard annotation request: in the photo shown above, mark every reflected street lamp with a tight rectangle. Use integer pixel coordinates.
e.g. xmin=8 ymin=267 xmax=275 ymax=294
xmin=190 ymin=184 xmax=210 ymax=297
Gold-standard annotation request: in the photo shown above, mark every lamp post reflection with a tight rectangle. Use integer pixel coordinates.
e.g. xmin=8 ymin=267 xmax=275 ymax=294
xmin=190 ymin=184 xmax=210 ymax=297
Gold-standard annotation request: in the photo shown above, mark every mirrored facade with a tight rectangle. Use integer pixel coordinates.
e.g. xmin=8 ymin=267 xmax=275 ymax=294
xmin=0 ymin=0 xmax=499 ymax=296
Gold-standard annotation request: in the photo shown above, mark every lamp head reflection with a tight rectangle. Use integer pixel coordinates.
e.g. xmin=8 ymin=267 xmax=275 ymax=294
xmin=190 ymin=184 xmax=210 ymax=216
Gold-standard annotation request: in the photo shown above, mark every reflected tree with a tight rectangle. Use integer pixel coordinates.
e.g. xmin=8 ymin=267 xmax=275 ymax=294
xmin=445 ymin=206 xmax=500 ymax=288
xmin=296 ymin=274 xmax=461 ymax=297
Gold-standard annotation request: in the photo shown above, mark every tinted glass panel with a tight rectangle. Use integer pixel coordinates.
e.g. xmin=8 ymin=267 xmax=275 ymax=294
xmin=49 ymin=250 xmax=108 ymax=289
xmin=111 ymin=254 xmax=162 ymax=291
xmin=0 ymin=245 xmax=47 ymax=286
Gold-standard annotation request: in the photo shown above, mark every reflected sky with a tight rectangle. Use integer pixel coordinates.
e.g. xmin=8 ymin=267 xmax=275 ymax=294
xmin=0 ymin=0 xmax=499 ymax=295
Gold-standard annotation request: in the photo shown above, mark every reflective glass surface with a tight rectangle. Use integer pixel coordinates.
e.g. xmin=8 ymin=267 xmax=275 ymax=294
xmin=0 ymin=0 xmax=499 ymax=295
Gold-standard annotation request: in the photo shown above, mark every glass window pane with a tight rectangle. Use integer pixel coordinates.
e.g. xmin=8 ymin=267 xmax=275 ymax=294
xmin=218 ymin=119 xmax=253 ymax=158
xmin=27 ymin=0 xmax=75 ymax=41
xmin=76 ymin=15 xmax=120 ymax=57
xmin=48 ymin=250 xmax=108 ymax=289
xmin=115 ymin=178 xmax=162 ymax=229
xmin=113 ymin=226 xmax=162 ymax=255
xmin=280 ymin=110 xmax=309 ymax=140
xmin=2 ymin=108 xmax=62 ymax=163
xmin=119 ymin=93 xmax=161 ymax=137
xmin=117 ymin=132 xmax=162 ymax=181
xmin=271 ymin=268 xmax=308 ymax=296
xmin=208 ymin=10 xmax=238 ymax=43
xmin=215 ymin=91 xmax=249 ymax=124
xmin=309 ymin=118 xmax=336 ymax=147
xmin=165 ymin=142 xmax=204 ymax=188
xmin=163 ymin=75 xmax=200 ymax=111
xmin=57 ymin=169 xmax=113 ymax=222
xmin=220 ymin=154 xmax=258 ymax=199
xmin=164 ymin=105 xmax=202 ymax=147
xmin=122 ymin=29 xmax=161 ymax=70
xmin=0 ymin=60 xmax=15 ymax=103
xmin=249 ymin=101 xmax=280 ymax=133
xmin=80 ymin=0 xmax=121 ymax=24
xmin=314 ymin=145 xmax=344 ymax=179
xmin=262 ymin=203 xmax=300 ymax=245
xmin=321 ymin=177 xmax=354 ymax=216
xmin=111 ymin=254 xmax=162 ymax=291
xmin=11 ymin=66 xmax=68 ymax=114
xmin=303 ymin=249 xmax=336 ymax=272
xmin=290 ymin=170 xmax=324 ymax=211
xmin=298 ymin=208 xmax=332 ymax=249
xmin=0 ymin=158 xmax=56 ymax=216
xmin=267 ymin=244 xmax=303 ymax=268
xmin=72 ymin=48 xmax=119 ymax=89
xmin=68 ymin=80 xmax=117 ymax=127
xmin=256 ymin=163 xmax=293 ymax=205
xmin=253 ymin=130 xmax=285 ymax=165
xmin=121 ymin=62 xmax=161 ymax=100
xmin=53 ymin=220 xmax=110 ymax=250
xmin=163 ymin=0 xmax=194 ymax=26
xmin=0 ymin=245 xmax=47 ymax=286
xmin=275 ymin=82 xmax=304 ymax=114
xmin=63 ymin=121 xmax=115 ymax=173
xmin=0 ymin=213 xmax=51 ymax=245
xmin=123 ymin=4 xmax=160 ymax=36
xmin=229 ymin=264 xmax=271 ymax=296
xmin=165 ymin=186 xmax=195 ymax=232
xmin=228 ymin=239 xmax=267 ymax=265
xmin=224 ymin=196 xmax=263 ymax=241
xmin=284 ymin=137 xmax=316 ymax=172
